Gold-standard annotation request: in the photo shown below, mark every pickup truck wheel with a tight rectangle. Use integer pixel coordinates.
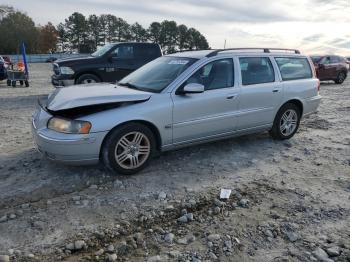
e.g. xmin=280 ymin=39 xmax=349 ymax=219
xmin=335 ymin=71 xmax=346 ymax=84
xmin=76 ymin=74 xmax=100 ymax=85
xmin=102 ymin=123 xmax=156 ymax=175
xmin=270 ymin=103 xmax=301 ymax=140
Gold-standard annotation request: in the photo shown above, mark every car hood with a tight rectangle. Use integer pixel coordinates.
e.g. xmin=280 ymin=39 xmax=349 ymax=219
xmin=55 ymin=55 xmax=95 ymax=65
xmin=46 ymin=83 xmax=152 ymax=111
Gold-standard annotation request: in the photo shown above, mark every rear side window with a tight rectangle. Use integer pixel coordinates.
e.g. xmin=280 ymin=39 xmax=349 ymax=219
xmin=136 ymin=45 xmax=160 ymax=59
xmin=330 ymin=56 xmax=339 ymax=63
xmin=112 ymin=45 xmax=134 ymax=59
xmin=339 ymin=56 xmax=346 ymax=63
xmin=239 ymin=57 xmax=275 ymax=85
xmin=275 ymin=57 xmax=312 ymax=81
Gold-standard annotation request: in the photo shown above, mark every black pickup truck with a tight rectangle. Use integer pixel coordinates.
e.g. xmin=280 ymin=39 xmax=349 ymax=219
xmin=51 ymin=42 xmax=162 ymax=87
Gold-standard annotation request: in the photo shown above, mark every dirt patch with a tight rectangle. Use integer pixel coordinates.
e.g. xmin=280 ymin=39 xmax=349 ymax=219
xmin=303 ymin=116 xmax=332 ymax=130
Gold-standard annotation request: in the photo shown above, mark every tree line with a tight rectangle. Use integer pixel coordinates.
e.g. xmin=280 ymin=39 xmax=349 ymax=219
xmin=0 ymin=6 xmax=58 ymax=54
xmin=0 ymin=6 xmax=209 ymax=54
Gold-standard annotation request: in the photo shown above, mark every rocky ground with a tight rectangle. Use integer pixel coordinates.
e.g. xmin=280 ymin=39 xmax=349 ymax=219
xmin=0 ymin=63 xmax=349 ymax=262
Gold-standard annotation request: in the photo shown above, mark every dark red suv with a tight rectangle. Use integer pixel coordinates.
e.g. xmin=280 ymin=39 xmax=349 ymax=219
xmin=311 ymin=55 xmax=348 ymax=84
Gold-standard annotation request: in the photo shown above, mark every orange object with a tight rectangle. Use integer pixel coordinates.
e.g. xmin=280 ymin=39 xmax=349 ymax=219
xmin=17 ymin=61 xmax=25 ymax=71
xmin=79 ymin=122 xmax=92 ymax=134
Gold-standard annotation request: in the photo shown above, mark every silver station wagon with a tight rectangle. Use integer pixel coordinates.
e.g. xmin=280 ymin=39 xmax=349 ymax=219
xmin=32 ymin=48 xmax=321 ymax=174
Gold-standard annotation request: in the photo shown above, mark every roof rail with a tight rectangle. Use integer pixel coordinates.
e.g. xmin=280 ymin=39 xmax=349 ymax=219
xmin=174 ymin=49 xmax=212 ymax=53
xmin=206 ymin=48 xmax=301 ymax=57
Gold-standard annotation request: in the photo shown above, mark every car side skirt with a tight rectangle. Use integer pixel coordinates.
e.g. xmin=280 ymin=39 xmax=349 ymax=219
xmin=161 ymin=123 xmax=272 ymax=151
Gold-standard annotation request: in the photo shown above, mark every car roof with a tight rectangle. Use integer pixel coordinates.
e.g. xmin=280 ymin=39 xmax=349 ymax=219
xmin=168 ymin=48 xmax=305 ymax=59
xmin=110 ymin=42 xmax=159 ymax=46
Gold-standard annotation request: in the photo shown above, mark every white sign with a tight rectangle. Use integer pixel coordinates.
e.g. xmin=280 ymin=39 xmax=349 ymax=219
xmin=168 ymin=60 xmax=189 ymax=65
xmin=220 ymin=189 xmax=232 ymax=199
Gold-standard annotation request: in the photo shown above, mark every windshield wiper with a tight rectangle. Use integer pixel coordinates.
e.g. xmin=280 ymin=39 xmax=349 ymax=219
xmin=118 ymin=82 xmax=141 ymax=90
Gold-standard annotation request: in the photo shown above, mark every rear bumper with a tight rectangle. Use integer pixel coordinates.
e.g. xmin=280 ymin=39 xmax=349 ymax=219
xmin=31 ymin=119 xmax=107 ymax=165
xmin=303 ymin=94 xmax=321 ymax=116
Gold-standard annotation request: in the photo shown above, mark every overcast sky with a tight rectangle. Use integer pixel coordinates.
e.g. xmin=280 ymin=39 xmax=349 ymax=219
xmin=4 ymin=0 xmax=350 ymax=55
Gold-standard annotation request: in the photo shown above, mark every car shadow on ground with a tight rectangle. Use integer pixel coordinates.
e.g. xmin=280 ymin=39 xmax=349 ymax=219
xmin=0 ymin=131 xmax=289 ymax=208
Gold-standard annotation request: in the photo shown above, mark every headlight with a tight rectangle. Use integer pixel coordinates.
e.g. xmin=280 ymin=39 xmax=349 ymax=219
xmin=60 ymin=66 xmax=74 ymax=75
xmin=48 ymin=117 xmax=91 ymax=134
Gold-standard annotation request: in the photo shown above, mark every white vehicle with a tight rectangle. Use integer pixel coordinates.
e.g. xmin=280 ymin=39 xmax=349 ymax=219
xmin=32 ymin=48 xmax=321 ymax=174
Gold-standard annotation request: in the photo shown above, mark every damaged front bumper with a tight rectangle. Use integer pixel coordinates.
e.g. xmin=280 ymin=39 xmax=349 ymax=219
xmin=31 ymin=107 xmax=107 ymax=165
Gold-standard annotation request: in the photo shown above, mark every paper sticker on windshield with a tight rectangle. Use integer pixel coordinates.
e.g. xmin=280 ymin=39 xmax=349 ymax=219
xmin=168 ymin=60 xmax=189 ymax=65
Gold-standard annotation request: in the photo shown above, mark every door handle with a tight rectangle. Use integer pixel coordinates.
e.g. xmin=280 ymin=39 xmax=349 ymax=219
xmin=226 ymin=94 xmax=237 ymax=99
xmin=272 ymin=89 xmax=280 ymax=93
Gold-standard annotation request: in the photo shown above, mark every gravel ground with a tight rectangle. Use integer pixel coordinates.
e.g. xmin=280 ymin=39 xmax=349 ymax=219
xmin=0 ymin=63 xmax=349 ymax=262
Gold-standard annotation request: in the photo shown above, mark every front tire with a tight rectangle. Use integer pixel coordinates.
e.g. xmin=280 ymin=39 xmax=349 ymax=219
xmin=335 ymin=71 xmax=346 ymax=84
xmin=270 ymin=103 xmax=301 ymax=140
xmin=102 ymin=123 xmax=156 ymax=175
xmin=76 ymin=74 xmax=100 ymax=85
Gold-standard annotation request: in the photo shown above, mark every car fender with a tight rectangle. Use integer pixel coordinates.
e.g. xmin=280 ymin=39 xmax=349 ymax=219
xmin=79 ymin=94 xmax=173 ymax=147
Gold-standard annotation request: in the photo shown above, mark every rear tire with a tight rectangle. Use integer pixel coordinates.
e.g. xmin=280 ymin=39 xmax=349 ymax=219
xmin=335 ymin=71 xmax=346 ymax=84
xmin=6 ymin=80 xmax=11 ymax=86
xmin=76 ymin=74 xmax=100 ymax=85
xmin=102 ymin=123 xmax=156 ymax=175
xmin=269 ymin=103 xmax=301 ymax=140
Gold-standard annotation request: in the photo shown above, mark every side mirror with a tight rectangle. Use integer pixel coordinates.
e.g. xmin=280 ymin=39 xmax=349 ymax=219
xmin=318 ymin=63 xmax=324 ymax=69
xmin=183 ymin=83 xmax=205 ymax=94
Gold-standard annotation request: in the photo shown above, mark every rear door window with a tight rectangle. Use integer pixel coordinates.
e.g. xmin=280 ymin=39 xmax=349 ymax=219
xmin=239 ymin=57 xmax=275 ymax=85
xmin=112 ymin=45 xmax=134 ymax=59
xmin=275 ymin=57 xmax=312 ymax=81
xmin=330 ymin=56 xmax=339 ymax=63
xmin=135 ymin=45 xmax=160 ymax=59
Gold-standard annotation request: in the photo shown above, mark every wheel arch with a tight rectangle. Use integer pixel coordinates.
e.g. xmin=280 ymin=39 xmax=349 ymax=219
xmin=279 ymin=99 xmax=304 ymax=117
xmin=99 ymin=120 xmax=162 ymax=159
xmin=74 ymin=71 xmax=102 ymax=84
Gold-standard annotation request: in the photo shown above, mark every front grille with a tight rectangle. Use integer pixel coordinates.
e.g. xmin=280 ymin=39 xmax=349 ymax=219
xmin=53 ymin=63 xmax=60 ymax=75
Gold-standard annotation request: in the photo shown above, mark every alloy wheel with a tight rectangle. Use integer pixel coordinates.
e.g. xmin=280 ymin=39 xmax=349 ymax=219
xmin=114 ymin=131 xmax=151 ymax=170
xmin=279 ymin=109 xmax=298 ymax=136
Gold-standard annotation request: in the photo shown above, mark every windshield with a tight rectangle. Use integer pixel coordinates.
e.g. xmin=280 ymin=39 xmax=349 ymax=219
xmin=311 ymin=56 xmax=322 ymax=63
xmin=118 ymin=56 xmax=198 ymax=93
xmin=91 ymin=43 xmax=115 ymax=57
